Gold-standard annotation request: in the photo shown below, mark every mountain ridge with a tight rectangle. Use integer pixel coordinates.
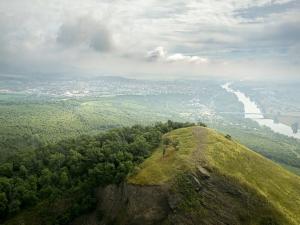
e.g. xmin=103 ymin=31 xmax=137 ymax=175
xmin=72 ymin=126 xmax=300 ymax=225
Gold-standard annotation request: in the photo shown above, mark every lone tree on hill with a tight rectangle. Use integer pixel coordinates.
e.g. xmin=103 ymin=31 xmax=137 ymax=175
xmin=172 ymin=139 xmax=180 ymax=151
xmin=162 ymin=137 xmax=180 ymax=158
xmin=162 ymin=137 xmax=170 ymax=158
xmin=225 ymin=134 xmax=232 ymax=140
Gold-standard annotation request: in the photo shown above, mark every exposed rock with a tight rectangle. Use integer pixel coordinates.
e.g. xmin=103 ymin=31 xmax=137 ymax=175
xmin=71 ymin=170 xmax=286 ymax=225
xmin=196 ymin=166 xmax=210 ymax=179
xmin=96 ymin=184 xmax=170 ymax=225
xmin=167 ymin=194 xmax=181 ymax=212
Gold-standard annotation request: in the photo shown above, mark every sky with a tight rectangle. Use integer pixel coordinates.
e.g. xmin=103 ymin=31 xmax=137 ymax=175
xmin=0 ymin=0 xmax=299 ymax=80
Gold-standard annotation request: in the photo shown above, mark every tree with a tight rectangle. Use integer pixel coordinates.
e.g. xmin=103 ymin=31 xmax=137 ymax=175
xmin=129 ymin=136 xmax=151 ymax=158
xmin=225 ymin=134 xmax=232 ymax=140
xmin=0 ymin=121 xmax=195 ymax=222
xmin=0 ymin=192 xmax=8 ymax=216
xmin=162 ymin=137 xmax=171 ymax=146
xmin=162 ymin=146 xmax=166 ymax=158
xmin=172 ymin=139 xmax=180 ymax=151
xmin=49 ymin=152 xmax=65 ymax=170
xmin=59 ymin=171 xmax=69 ymax=187
xmin=0 ymin=163 xmax=13 ymax=177
xmin=22 ymin=190 xmax=38 ymax=206
xmin=197 ymin=122 xmax=207 ymax=127
xmin=8 ymin=199 xmax=21 ymax=215
xmin=19 ymin=165 xmax=28 ymax=178
xmin=0 ymin=177 xmax=11 ymax=193
xmin=39 ymin=168 xmax=53 ymax=186
xmin=162 ymin=137 xmax=171 ymax=158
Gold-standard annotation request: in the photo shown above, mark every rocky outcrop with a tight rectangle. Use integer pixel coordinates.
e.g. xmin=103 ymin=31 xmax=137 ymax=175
xmin=96 ymin=184 xmax=170 ymax=225
xmin=70 ymin=126 xmax=289 ymax=225
xmin=71 ymin=170 xmax=286 ymax=225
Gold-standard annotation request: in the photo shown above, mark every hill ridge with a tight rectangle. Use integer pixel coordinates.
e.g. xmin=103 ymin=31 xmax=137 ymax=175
xmin=123 ymin=126 xmax=300 ymax=225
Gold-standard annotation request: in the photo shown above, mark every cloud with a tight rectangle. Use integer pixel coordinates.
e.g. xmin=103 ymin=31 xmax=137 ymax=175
xmin=167 ymin=54 xmax=208 ymax=64
xmin=56 ymin=17 xmax=113 ymax=52
xmin=146 ymin=47 xmax=167 ymax=61
xmin=0 ymin=0 xmax=299 ymax=80
xmin=234 ymin=0 xmax=299 ymax=20
xmin=146 ymin=47 xmax=208 ymax=64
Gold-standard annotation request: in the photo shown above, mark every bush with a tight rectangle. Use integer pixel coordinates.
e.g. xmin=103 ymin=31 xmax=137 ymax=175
xmin=225 ymin=134 xmax=232 ymax=140
xmin=197 ymin=122 xmax=207 ymax=127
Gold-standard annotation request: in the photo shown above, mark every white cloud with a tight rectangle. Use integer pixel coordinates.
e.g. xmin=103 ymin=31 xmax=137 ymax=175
xmin=167 ymin=54 xmax=208 ymax=64
xmin=146 ymin=47 xmax=208 ymax=64
xmin=0 ymin=0 xmax=299 ymax=80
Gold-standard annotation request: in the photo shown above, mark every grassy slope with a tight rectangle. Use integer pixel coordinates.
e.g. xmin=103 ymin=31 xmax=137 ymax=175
xmin=128 ymin=127 xmax=198 ymax=185
xmin=129 ymin=126 xmax=300 ymax=225
xmin=210 ymin=120 xmax=300 ymax=175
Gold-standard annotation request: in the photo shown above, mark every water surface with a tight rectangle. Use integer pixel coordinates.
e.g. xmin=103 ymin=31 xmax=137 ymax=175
xmin=222 ymin=83 xmax=300 ymax=139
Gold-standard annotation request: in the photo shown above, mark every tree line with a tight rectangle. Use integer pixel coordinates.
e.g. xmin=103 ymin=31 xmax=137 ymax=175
xmin=0 ymin=120 xmax=195 ymax=224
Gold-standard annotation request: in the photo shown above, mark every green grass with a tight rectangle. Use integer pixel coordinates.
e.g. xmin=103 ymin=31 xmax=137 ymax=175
xmin=281 ymin=163 xmax=300 ymax=176
xmin=129 ymin=126 xmax=300 ymax=225
xmin=210 ymin=119 xmax=300 ymax=172
xmin=205 ymin=128 xmax=300 ymax=225
xmin=128 ymin=127 xmax=197 ymax=185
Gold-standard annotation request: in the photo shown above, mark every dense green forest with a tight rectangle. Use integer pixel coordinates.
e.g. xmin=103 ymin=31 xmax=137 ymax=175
xmin=0 ymin=94 xmax=187 ymax=159
xmin=1 ymin=92 xmax=300 ymax=176
xmin=0 ymin=121 xmax=195 ymax=225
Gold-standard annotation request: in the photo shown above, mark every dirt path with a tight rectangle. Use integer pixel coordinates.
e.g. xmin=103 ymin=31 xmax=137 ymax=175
xmin=191 ymin=126 xmax=209 ymax=166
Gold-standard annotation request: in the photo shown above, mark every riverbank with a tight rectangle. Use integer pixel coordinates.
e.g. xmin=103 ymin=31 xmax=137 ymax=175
xmin=222 ymin=83 xmax=300 ymax=139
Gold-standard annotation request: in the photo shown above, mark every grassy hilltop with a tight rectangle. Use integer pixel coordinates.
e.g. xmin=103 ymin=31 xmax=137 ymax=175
xmin=3 ymin=125 xmax=300 ymax=225
xmin=128 ymin=126 xmax=300 ymax=225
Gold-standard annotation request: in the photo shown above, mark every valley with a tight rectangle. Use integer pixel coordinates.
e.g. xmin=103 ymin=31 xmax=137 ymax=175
xmin=1 ymin=1 xmax=299 ymax=224
xmin=1 ymin=77 xmax=300 ymax=175
xmin=1 ymin=77 xmax=300 ymax=224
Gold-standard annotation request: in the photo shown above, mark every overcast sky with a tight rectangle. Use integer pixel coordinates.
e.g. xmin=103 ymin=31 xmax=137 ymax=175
xmin=0 ymin=0 xmax=299 ymax=80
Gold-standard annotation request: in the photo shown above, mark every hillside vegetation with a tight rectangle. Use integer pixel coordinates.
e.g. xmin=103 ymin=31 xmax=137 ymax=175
xmin=0 ymin=121 xmax=194 ymax=225
xmin=2 ymin=124 xmax=300 ymax=225
xmin=128 ymin=126 xmax=300 ymax=225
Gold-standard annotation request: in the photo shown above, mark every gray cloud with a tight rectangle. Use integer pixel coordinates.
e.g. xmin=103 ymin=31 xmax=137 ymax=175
xmin=146 ymin=46 xmax=167 ymax=61
xmin=56 ymin=17 xmax=113 ymax=52
xmin=234 ymin=0 xmax=299 ymax=20
xmin=0 ymin=0 xmax=299 ymax=80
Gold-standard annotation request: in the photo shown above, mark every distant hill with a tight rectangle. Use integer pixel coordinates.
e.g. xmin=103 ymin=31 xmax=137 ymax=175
xmin=73 ymin=126 xmax=300 ymax=225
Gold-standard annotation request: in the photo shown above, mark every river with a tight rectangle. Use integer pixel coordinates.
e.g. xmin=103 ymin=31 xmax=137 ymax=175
xmin=222 ymin=82 xmax=300 ymax=139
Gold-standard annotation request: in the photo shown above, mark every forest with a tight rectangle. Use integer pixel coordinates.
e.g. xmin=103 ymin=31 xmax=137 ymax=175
xmin=1 ymin=91 xmax=300 ymax=176
xmin=0 ymin=121 xmax=195 ymax=225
